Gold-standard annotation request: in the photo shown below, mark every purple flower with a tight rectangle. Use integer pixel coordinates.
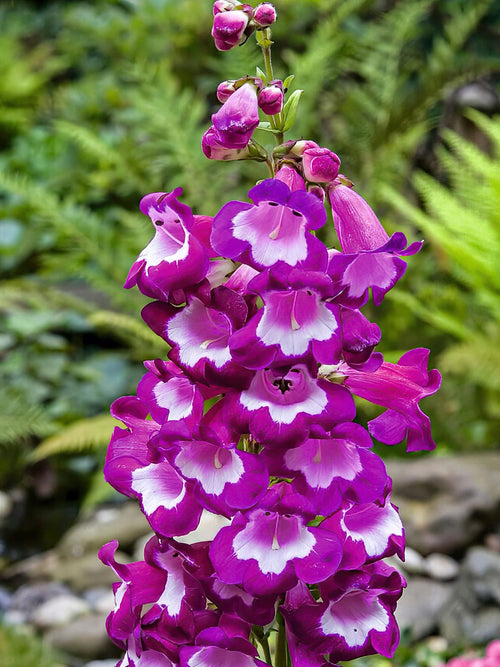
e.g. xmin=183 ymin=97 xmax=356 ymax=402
xmin=136 ymin=359 xmax=204 ymax=428
xmin=165 ymin=430 xmax=269 ymax=518
xmin=264 ymin=423 xmax=389 ymax=515
xmin=179 ymin=627 xmax=269 ymax=667
xmin=104 ymin=400 xmax=203 ymax=537
xmin=329 ymin=183 xmax=390 ymax=253
xmin=125 ymin=189 xmax=209 ymax=302
xmin=285 ymin=562 xmax=405 ymax=661
xmin=328 ymin=231 xmax=422 ymax=308
xmin=212 ymin=9 xmax=249 ymax=51
xmin=229 ymin=268 xmax=342 ymax=369
xmin=322 ymin=495 xmax=405 ymax=568
xmin=338 ymin=348 xmax=442 ymax=451
xmin=225 ymin=362 xmax=355 ymax=447
xmin=210 ymin=484 xmax=343 ymax=595
xmin=202 ymin=126 xmax=253 ymax=161
xmin=302 ymin=147 xmax=341 ymax=184
xmin=211 ymin=178 xmax=328 ymax=271
xmin=211 ymin=83 xmax=259 ymax=149
xmin=142 ymin=286 xmax=253 ymax=388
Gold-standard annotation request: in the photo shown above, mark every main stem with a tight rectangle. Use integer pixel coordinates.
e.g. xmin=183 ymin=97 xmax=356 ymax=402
xmin=258 ymin=28 xmax=284 ymax=145
xmin=275 ymin=611 xmax=289 ymax=667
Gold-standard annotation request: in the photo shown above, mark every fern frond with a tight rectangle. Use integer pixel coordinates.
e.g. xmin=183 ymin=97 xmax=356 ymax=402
xmin=441 ymin=337 xmax=500 ymax=391
xmin=30 ymin=414 xmax=117 ymax=462
xmin=89 ymin=310 xmax=167 ymax=356
xmin=54 ymin=119 xmax=122 ymax=166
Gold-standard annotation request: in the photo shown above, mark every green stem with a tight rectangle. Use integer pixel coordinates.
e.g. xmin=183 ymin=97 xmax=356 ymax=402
xmin=275 ymin=612 xmax=288 ymax=667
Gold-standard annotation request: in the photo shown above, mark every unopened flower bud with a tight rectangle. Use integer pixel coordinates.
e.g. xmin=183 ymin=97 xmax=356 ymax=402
xmin=308 ymin=184 xmax=325 ymax=201
xmin=328 ymin=183 xmax=389 ymax=252
xmin=253 ymin=3 xmax=277 ymax=26
xmin=211 ymin=82 xmax=260 ymax=149
xmin=217 ymin=80 xmax=236 ymax=103
xmin=258 ymin=81 xmax=284 ymax=115
xmin=213 ymin=0 xmax=239 ymax=14
xmin=302 ymin=146 xmax=340 ymax=183
xmin=202 ymin=126 xmax=252 ymax=161
xmin=290 ymin=139 xmax=319 ymax=156
xmin=212 ymin=10 xmax=249 ymax=51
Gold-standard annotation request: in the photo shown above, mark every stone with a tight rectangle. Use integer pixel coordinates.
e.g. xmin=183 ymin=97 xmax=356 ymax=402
xmin=401 ymin=546 xmax=427 ymax=575
xmin=387 ymin=453 xmax=500 ymax=555
xmin=83 ymin=662 xmax=118 ymax=667
xmin=463 ymin=546 xmax=500 ymax=604
xmin=52 ymin=551 xmax=127 ymax=593
xmin=57 ymin=502 xmax=151 ymax=559
xmin=32 ymin=593 xmax=90 ymax=630
xmin=439 ymin=547 xmax=500 ymax=646
xmin=7 ymin=581 xmax=70 ymax=622
xmin=395 ymin=576 xmax=453 ymax=641
xmin=424 ymin=553 xmax=460 ymax=581
xmin=46 ymin=611 xmax=120 ymax=660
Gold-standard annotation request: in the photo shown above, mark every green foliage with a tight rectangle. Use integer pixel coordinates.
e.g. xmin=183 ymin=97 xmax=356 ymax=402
xmin=0 ymin=623 xmax=66 ymax=667
xmin=383 ymin=112 xmax=500 ymax=449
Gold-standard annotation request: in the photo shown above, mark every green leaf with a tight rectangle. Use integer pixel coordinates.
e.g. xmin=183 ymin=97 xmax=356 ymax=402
xmin=283 ymin=74 xmax=295 ymax=91
xmin=256 ymin=66 xmax=267 ymax=84
xmin=282 ymin=89 xmax=304 ymax=132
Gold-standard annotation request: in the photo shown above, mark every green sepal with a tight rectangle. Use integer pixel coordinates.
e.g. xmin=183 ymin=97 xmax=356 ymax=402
xmin=257 ymin=121 xmax=282 ymax=135
xmin=282 ymin=89 xmax=304 ymax=132
xmin=256 ymin=66 xmax=268 ymax=85
xmin=283 ymin=74 xmax=295 ymax=91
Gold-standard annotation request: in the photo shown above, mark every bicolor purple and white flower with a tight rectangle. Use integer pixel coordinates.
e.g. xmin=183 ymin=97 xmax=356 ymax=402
xmin=264 ymin=423 xmax=389 ymax=515
xmin=225 ymin=362 xmax=355 ymax=447
xmin=137 ymin=359 xmax=204 ymax=428
xmin=104 ymin=404 xmax=202 ymax=538
xmin=285 ymin=561 xmax=405 ymax=661
xmin=141 ymin=286 xmax=252 ymax=388
xmin=211 ymin=178 xmax=328 ymax=272
xmin=210 ymin=484 xmax=343 ymax=596
xmin=125 ymin=189 xmax=209 ymax=302
xmin=165 ymin=432 xmax=269 ymax=518
xmin=322 ymin=495 xmax=405 ymax=569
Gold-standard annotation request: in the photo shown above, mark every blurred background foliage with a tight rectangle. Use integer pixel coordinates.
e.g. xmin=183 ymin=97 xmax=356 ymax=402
xmin=0 ymin=0 xmax=499 ymax=540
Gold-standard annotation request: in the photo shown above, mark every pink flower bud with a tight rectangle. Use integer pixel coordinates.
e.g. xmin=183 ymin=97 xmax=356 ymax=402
xmin=302 ymin=146 xmax=340 ymax=183
xmin=202 ymin=126 xmax=252 ymax=161
xmin=211 ymin=82 xmax=260 ymax=149
xmin=275 ymin=164 xmax=306 ymax=191
xmin=212 ymin=10 xmax=249 ymax=51
xmin=307 ymin=184 xmax=325 ymax=201
xmin=258 ymin=81 xmax=284 ymax=115
xmin=253 ymin=3 xmax=277 ymax=26
xmin=213 ymin=0 xmax=239 ymax=15
xmin=328 ymin=183 xmax=389 ymax=252
xmin=216 ymin=80 xmax=236 ymax=103
xmin=290 ymin=139 xmax=319 ymax=156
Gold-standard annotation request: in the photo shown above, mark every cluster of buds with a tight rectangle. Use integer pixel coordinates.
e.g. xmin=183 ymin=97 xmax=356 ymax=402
xmin=212 ymin=2 xmax=277 ymax=51
xmin=202 ymin=77 xmax=285 ymax=160
xmin=100 ymin=3 xmax=440 ymax=666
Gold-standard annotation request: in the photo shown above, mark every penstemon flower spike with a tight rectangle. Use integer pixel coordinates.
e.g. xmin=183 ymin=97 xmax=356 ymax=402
xmin=100 ymin=3 xmax=441 ymax=666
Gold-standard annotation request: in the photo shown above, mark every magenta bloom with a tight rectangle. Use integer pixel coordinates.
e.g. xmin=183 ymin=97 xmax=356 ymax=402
xmin=124 ymin=189 xmax=209 ymax=302
xmin=202 ymin=126 xmax=253 ymax=161
xmin=211 ymin=178 xmax=328 ymax=271
xmin=285 ymin=562 xmax=405 ymax=661
xmin=338 ymin=348 xmax=442 ymax=451
xmin=211 ymin=83 xmax=259 ymax=149
xmin=212 ymin=9 xmax=249 ymax=51
xmin=210 ymin=485 xmax=343 ymax=595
